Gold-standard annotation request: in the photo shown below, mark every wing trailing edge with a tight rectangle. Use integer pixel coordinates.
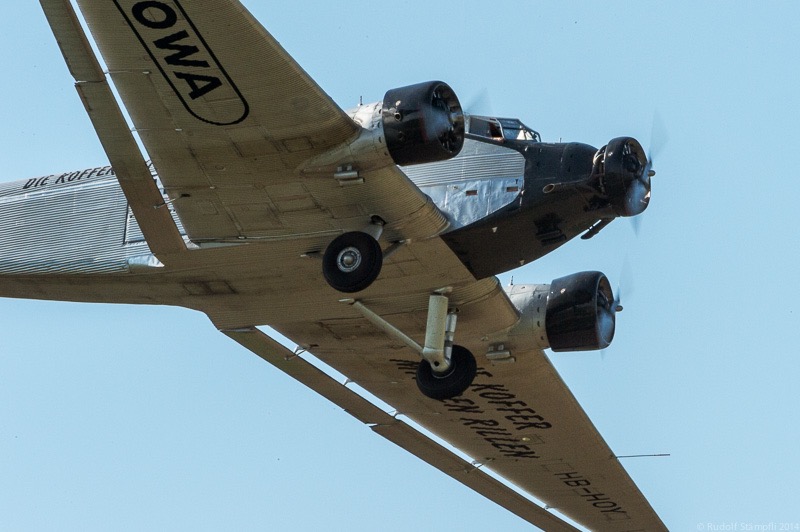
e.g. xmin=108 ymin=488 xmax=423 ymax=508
xmin=221 ymin=326 xmax=580 ymax=532
xmin=39 ymin=0 xmax=187 ymax=260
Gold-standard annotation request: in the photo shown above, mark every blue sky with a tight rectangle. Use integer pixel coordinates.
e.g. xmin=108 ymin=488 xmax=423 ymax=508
xmin=2 ymin=1 xmax=799 ymax=530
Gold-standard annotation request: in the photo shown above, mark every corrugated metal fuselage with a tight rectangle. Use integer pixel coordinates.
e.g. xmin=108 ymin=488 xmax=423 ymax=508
xmin=0 ymin=165 xmax=169 ymax=277
xmin=0 ymin=136 xmax=606 ymax=307
xmin=432 ymin=139 xmax=611 ymax=278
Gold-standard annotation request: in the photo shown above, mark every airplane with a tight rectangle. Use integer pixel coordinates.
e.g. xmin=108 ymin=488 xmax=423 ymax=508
xmin=0 ymin=1 xmax=666 ymax=529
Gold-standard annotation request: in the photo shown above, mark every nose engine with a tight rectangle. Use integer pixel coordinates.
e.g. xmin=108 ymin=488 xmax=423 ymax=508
xmin=596 ymin=137 xmax=653 ymax=217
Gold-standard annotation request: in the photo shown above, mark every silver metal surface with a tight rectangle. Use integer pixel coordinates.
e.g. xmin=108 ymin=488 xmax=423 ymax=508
xmin=0 ymin=167 xmax=184 ymax=275
xmin=0 ymin=171 xmax=133 ymax=274
xmin=421 ymin=176 xmax=523 ymax=230
xmin=406 ymin=139 xmax=526 ymax=230
xmin=504 ymin=283 xmax=552 ymax=350
xmin=404 ymin=138 xmax=525 ymax=187
xmin=5 ymin=3 xmax=666 ymax=527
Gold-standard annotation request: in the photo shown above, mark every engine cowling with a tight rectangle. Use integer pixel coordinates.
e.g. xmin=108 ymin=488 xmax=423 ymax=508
xmin=599 ymin=137 xmax=651 ymax=217
xmin=546 ymin=271 xmax=616 ymax=351
xmin=506 ymin=271 xmax=617 ymax=352
xmin=382 ymin=81 xmax=465 ymax=166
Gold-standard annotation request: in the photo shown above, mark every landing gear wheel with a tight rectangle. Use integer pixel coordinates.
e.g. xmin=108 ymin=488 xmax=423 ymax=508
xmin=322 ymin=231 xmax=383 ymax=293
xmin=416 ymin=345 xmax=477 ymax=400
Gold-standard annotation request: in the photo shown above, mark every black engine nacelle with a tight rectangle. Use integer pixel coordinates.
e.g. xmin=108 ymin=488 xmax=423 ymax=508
xmin=382 ymin=81 xmax=465 ymax=166
xmin=546 ymin=271 xmax=616 ymax=351
xmin=506 ymin=271 xmax=617 ymax=352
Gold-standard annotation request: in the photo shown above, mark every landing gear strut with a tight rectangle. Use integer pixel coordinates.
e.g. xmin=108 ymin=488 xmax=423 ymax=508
xmin=347 ymin=292 xmax=477 ymax=400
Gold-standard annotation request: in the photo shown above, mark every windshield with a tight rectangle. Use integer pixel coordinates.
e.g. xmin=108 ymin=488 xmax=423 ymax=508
xmin=469 ymin=116 xmax=541 ymax=142
xmin=497 ymin=118 xmax=540 ymax=142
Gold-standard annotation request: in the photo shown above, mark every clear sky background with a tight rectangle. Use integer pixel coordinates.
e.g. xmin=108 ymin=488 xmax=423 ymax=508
xmin=2 ymin=1 xmax=799 ymax=530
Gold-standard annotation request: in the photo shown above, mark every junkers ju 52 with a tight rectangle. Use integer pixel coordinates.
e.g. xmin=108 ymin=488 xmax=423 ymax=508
xmin=0 ymin=1 xmax=666 ymax=530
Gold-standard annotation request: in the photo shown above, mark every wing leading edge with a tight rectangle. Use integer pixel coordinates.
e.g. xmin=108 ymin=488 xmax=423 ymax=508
xmin=201 ymin=269 xmax=666 ymax=531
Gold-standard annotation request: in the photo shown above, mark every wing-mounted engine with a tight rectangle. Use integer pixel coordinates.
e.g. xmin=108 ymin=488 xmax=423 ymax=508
xmin=505 ymin=271 xmax=617 ymax=352
xmin=382 ymin=81 xmax=465 ymax=166
xmin=302 ymin=80 xmax=464 ymax=176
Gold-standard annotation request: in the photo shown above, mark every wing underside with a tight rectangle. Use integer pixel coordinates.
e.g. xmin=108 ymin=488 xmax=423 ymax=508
xmin=63 ymin=0 xmax=448 ymax=246
xmin=207 ymin=271 xmax=666 ymax=531
xmin=40 ymin=0 xmax=187 ymax=260
xmin=223 ymin=327 xmax=580 ymax=532
xmin=263 ymin=316 xmax=667 ymax=531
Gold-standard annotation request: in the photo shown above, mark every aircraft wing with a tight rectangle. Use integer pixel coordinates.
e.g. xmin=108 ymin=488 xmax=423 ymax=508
xmin=216 ymin=293 xmax=668 ymax=531
xmin=40 ymin=0 xmax=188 ymax=259
xmin=222 ymin=326 xmax=581 ymax=532
xmin=63 ymin=0 xmax=448 ymax=246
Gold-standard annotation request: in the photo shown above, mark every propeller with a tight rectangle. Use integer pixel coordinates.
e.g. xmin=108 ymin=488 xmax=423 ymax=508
xmin=381 ymin=80 xmax=465 ymax=165
xmin=649 ymin=109 xmax=669 ymax=161
xmin=630 ymin=111 xmax=668 ymax=235
xmin=463 ymin=87 xmax=494 ymax=117
xmin=599 ymin=260 xmax=633 ymax=359
xmin=594 ymin=277 xmax=618 ymax=349
xmin=628 ymin=155 xmax=653 ymax=235
xmin=602 ymin=111 xmax=669 ymax=222
xmin=623 ymin=141 xmax=653 ymax=217
xmin=597 ymin=295 xmax=616 ymax=348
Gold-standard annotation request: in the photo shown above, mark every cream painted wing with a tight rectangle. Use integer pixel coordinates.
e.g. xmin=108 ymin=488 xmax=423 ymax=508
xmin=203 ymin=270 xmax=666 ymax=531
xmin=70 ymin=0 xmax=447 ymax=245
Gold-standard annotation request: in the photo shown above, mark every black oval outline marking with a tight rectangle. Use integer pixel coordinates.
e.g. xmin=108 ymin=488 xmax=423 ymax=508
xmin=132 ymin=1 xmax=177 ymax=29
xmin=112 ymin=0 xmax=250 ymax=126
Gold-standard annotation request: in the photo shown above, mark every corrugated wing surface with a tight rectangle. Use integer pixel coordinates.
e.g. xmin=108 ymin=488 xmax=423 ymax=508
xmin=267 ymin=292 xmax=667 ymax=531
xmin=73 ymin=0 xmax=450 ymax=245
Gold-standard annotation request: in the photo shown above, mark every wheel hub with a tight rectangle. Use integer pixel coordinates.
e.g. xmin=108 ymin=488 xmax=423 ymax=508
xmin=336 ymin=246 xmax=362 ymax=272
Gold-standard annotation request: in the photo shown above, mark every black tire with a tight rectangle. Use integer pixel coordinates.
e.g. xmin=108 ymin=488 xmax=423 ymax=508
xmin=416 ymin=345 xmax=477 ymax=400
xmin=322 ymin=231 xmax=383 ymax=293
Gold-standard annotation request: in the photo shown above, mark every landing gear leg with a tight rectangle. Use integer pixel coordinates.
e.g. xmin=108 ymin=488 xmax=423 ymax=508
xmin=416 ymin=295 xmax=476 ymax=399
xmin=346 ymin=292 xmax=477 ymax=400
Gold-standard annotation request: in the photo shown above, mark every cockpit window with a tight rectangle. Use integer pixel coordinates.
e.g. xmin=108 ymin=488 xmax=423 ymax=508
xmin=469 ymin=116 xmax=541 ymax=142
xmin=497 ymin=118 xmax=540 ymax=141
